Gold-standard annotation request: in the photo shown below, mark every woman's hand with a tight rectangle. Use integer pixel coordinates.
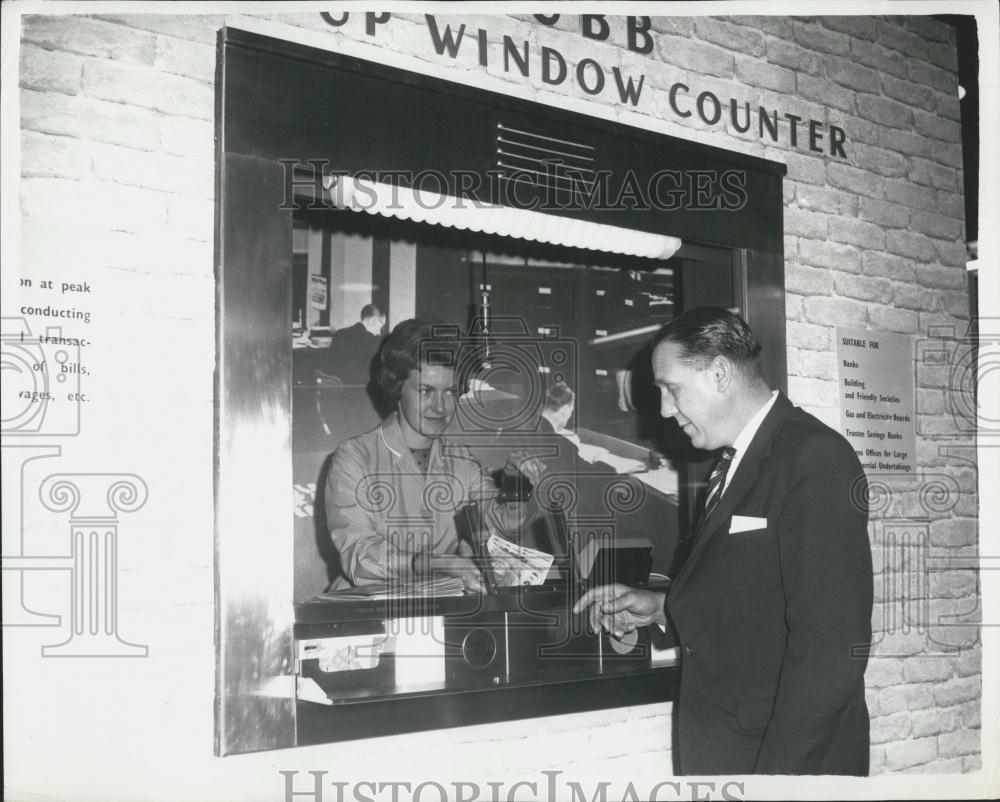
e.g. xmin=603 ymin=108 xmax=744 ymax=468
xmin=504 ymin=449 xmax=546 ymax=486
xmin=418 ymin=552 xmax=486 ymax=594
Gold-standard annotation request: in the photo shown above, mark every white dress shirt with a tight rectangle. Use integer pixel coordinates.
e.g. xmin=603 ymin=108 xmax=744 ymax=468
xmin=721 ymin=390 xmax=779 ymax=496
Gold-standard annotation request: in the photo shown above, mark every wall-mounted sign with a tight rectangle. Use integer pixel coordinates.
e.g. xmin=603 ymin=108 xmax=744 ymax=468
xmin=836 ymin=327 xmax=916 ymax=473
xmin=309 ymin=274 xmax=328 ymax=310
xmin=319 ymin=13 xmax=849 ymax=158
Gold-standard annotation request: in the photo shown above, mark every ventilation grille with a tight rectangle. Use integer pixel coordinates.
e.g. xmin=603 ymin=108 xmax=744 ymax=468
xmin=495 ymin=122 xmax=596 ymax=195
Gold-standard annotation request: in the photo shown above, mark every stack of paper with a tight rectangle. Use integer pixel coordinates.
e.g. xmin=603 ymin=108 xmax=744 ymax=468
xmin=313 ymin=577 xmax=465 ymax=601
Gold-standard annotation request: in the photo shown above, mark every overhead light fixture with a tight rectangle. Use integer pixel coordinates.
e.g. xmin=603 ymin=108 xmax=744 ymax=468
xmin=324 ymin=176 xmax=682 ymax=261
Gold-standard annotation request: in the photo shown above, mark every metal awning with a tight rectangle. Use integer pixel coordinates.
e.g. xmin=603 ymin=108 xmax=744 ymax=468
xmin=324 ymin=176 xmax=682 ymax=261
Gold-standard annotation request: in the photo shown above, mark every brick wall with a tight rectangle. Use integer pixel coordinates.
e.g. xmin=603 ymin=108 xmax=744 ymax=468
xmin=9 ymin=10 xmax=979 ymax=795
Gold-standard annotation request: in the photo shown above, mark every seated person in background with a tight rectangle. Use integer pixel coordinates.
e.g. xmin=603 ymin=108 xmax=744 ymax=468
xmin=324 ymin=318 xmax=543 ymax=592
xmin=321 ymin=303 xmax=386 ymax=384
xmin=536 ymin=380 xmax=585 ymax=476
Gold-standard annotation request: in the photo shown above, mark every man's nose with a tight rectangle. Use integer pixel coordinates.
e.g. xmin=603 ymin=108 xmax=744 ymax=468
xmin=660 ymin=395 xmax=677 ymax=419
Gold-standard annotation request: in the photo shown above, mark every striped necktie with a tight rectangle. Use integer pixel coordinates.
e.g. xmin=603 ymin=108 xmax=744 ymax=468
xmin=703 ymin=447 xmax=736 ymax=522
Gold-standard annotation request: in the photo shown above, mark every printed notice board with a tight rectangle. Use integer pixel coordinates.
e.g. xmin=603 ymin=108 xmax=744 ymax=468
xmin=836 ymin=327 xmax=917 ymax=473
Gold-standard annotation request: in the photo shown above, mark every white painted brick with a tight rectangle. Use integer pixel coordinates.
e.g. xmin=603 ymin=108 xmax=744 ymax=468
xmin=932 ymin=676 xmax=980 ymax=708
xmin=797 ymin=74 xmax=854 ymax=113
xmin=89 ymin=13 xmax=227 ymax=43
xmin=893 ymin=284 xmax=940 ymax=312
xmin=870 ymin=745 xmax=887 ymax=775
xmin=765 ymin=39 xmax=825 ymax=76
xmin=936 ymin=190 xmax=966 ymax=219
xmin=791 ymin=20 xmax=849 ymax=56
xmin=885 ymin=736 xmax=937 ymax=771
xmin=19 ymin=42 xmax=84 ymax=95
xmin=794 ymin=183 xmax=859 ymax=216
xmin=784 ymin=207 xmax=828 ymax=239
xmin=786 ymin=262 xmax=833 ymax=295
xmin=820 ymin=16 xmax=877 ymax=42
xmin=928 ymin=569 xmax=977 ymax=599
xmin=786 ymin=321 xmax=830 ymax=351
xmin=937 ymin=728 xmax=980 ymax=758
xmin=956 ymin=645 xmax=980 ymax=677
xmin=856 ymin=94 xmax=912 ymax=130
xmin=21 ymin=88 xmax=160 ymax=150
xmin=21 ymin=177 xmax=169 ymax=233
xmin=829 ymin=218 xmax=886 ymax=251
xmin=850 ymin=38 xmax=908 ymax=79
xmin=910 ymin=706 xmax=961 ymax=738
xmin=886 ymin=230 xmax=937 ymax=262
xmin=909 ymin=159 xmax=958 ymax=192
xmin=881 ymin=74 xmax=938 ymax=112
xmin=910 ymin=211 xmax=963 ymax=241
xmin=858 ymin=198 xmax=909 ymax=229
xmin=960 ymin=701 xmax=980 ymax=729
xmin=902 ymin=656 xmax=956 ymax=683
xmin=909 ymin=60 xmax=957 ymax=94
xmin=82 ymin=59 xmax=213 ymax=120
xmin=868 ymin=305 xmax=919 ymax=334
xmin=833 ymin=273 xmax=892 ymax=304
xmin=827 ymin=110 xmax=882 ymax=146
xmin=827 ymin=163 xmax=883 ymax=199
xmin=827 ymin=55 xmax=881 ymax=93
xmin=22 ymin=14 xmax=157 ymax=65
xmin=871 ymin=711 xmax=911 ymax=744
xmin=865 ymin=658 xmax=904 ymax=688
xmin=694 ymin=18 xmax=766 ymax=58
xmin=787 ymin=376 xmax=837 ymax=408
xmin=803 ymin=295 xmax=867 ymax=328
xmin=799 ymin=239 xmax=861 ymax=272
xmin=911 ymin=757 xmax=963 ymax=773
xmin=852 ymin=144 xmax=909 ymax=179
xmin=20 ymin=130 xmax=92 ymax=179
xmin=656 ymin=35 xmax=735 ymax=79
xmin=734 ymin=56 xmax=794 ymax=93
xmin=877 ymin=20 xmax=930 ymax=60
xmin=913 ymin=109 xmax=961 ymax=142
xmin=916 ymin=263 xmax=966 ymax=289
xmin=165 ymin=196 xmax=215 ymax=243
xmin=157 ymin=116 xmax=214 ymax=158
xmin=90 ymin=143 xmax=213 ymax=198
xmin=153 ymin=35 xmax=215 ymax=84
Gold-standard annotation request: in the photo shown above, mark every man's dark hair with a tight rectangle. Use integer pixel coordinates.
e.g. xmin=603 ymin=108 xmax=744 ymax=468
xmin=652 ymin=307 xmax=763 ymax=370
xmin=360 ymin=303 xmax=383 ymax=321
xmin=378 ymin=318 xmax=464 ymax=406
xmin=544 ymin=380 xmax=575 ymax=412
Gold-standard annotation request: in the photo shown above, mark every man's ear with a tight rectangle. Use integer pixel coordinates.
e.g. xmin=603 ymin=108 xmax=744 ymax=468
xmin=711 ymin=355 xmax=736 ymax=392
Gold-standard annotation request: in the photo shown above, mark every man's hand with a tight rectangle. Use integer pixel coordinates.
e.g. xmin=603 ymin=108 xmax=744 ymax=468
xmin=573 ymin=583 xmax=666 ymax=637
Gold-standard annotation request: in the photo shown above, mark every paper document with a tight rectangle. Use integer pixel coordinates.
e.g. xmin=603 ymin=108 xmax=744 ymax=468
xmin=486 ymin=534 xmax=554 ymax=586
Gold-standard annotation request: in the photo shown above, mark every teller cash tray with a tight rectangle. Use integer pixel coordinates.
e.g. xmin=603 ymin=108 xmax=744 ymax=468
xmin=295 ymin=584 xmax=672 ymax=703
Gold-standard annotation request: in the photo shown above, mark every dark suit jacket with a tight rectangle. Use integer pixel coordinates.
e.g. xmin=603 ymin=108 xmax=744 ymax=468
xmin=322 ymin=323 xmax=381 ymax=385
xmin=666 ymin=393 xmax=873 ymax=775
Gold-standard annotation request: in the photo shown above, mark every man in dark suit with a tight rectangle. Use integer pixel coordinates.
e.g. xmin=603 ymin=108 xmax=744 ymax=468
xmin=321 ymin=304 xmax=386 ymax=384
xmin=574 ymin=307 xmax=873 ymax=775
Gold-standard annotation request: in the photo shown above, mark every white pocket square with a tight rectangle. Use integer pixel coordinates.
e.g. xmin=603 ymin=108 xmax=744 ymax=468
xmin=729 ymin=515 xmax=767 ymax=533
